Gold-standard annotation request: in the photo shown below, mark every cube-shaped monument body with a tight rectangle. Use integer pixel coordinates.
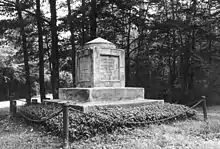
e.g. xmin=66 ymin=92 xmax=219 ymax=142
xmin=76 ymin=37 xmax=125 ymax=88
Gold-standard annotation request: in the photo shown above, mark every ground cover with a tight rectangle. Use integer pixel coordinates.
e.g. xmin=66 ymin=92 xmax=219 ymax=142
xmin=17 ymin=103 xmax=196 ymax=140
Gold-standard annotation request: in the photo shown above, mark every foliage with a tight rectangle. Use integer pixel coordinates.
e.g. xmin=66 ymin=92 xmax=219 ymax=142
xmin=19 ymin=103 xmax=196 ymax=140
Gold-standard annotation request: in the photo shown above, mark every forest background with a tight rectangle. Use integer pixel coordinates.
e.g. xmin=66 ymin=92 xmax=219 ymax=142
xmin=0 ymin=0 xmax=220 ymax=105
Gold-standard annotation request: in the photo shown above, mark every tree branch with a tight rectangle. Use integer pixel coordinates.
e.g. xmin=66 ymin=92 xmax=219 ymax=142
xmin=0 ymin=0 xmax=50 ymax=25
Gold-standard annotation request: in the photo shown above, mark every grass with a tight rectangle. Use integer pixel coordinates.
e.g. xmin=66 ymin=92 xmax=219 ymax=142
xmin=0 ymin=108 xmax=62 ymax=149
xmin=70 ymin=119 xmax=220 ymax=149
xmin=0 ymin=105 xmax=220 ymax=149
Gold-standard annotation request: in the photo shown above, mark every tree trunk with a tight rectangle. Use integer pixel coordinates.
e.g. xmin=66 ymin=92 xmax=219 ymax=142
xmin=125 ymin=10 xmax=131 ymax=86
xmin=82 ymin=0 xmax=85 ymax=45
xmin=136 ymin=34 xmax=142 ymax=86
xmin=170 ymin=0 xmax=176 ymax=103
xmin=67 ymin=0 xmax=76 ymax=87
xmin=184 ymin=0 xmax=197 ymax=102
xmin=90 ymin=0 xmax=97 ymax=40
xmin=45 ymin=36 xmax=53 ymax=93
xmin=49 ymin=0 xmax=59 ymax=99
xmin=36 ymin=0 xmax=46 ymax=102
xmin=16 ymin=0 xmax=31 ymax=104
xmin=208 ymin=0 xmax=212 ymax=64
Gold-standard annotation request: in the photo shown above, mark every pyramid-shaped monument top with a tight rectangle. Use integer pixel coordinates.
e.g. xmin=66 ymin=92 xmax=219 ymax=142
xmin=86 ymin=37 xmax=113 ymax=45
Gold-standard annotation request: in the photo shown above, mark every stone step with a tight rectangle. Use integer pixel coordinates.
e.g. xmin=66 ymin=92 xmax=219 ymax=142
xmin=74 ymin=99 xmax=164 ymax=112
xmin=44 ymin=99 xmax=164 ymax=112
xmin=59 ymin=87 xmax=144 ymax=103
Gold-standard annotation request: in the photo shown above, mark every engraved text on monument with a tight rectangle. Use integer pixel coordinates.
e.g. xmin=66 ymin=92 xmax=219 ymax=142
xmin=79 ymin=56 xmax=90 ymax=81
xmin=100 ymin=55 xmax=119 ymax=80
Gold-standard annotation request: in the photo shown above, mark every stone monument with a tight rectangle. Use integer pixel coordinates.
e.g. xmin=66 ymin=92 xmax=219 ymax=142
xmin=58 ymin=37 xmax=163 ymax=112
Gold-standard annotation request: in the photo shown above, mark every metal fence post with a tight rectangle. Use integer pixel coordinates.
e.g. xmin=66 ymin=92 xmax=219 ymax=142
xmin=63 ymin=103 xmax=69 ymax=149
xmin=10 ymin=97 xmax=17 ymax=115
xmin=9 ymin=96 xmax=17 ymax=115
xmin=202 ymin=96 xmax=208 ymax=121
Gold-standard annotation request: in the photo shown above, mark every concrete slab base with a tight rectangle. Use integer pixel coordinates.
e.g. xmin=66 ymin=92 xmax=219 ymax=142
xmin=44 ymin=99 xmax=164 ymax=112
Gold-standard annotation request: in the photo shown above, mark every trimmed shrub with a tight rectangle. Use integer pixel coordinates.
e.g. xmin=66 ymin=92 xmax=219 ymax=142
xmin=19 ymin=103 xmax=196 ymax=140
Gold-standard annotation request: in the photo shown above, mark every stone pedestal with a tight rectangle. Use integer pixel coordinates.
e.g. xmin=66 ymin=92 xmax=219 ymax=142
xmin=56 ymin=37 xmax=163 ymax=112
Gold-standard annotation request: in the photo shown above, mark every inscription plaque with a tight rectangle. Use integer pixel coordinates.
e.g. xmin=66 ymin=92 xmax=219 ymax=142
xmin=79 ymin=56 xmax=90 ymax=81
xmin=100 ymin=55 xmax=119 ymax=80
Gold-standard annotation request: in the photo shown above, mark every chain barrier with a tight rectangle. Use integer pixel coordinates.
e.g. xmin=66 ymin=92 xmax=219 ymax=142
xmin=69 ymin=107 xmax=93 ymax=116
xmin=17 ymin=108 xmax=63 ymax=123
xmin=124 ymin=99 xmax=204 ymax=125
xmin=2 ymin=98 xmax=204 ymax=127
xmin=69 ymin=99 xmax=204 ymax=125
xmin=10 ymin=97 xmax=63 ymax=123
xmin=186 ymin=99 xmax=203 ymax=107
xmin=0 ymin=100 xmax=62 ymax=132
xmin=69 ymin=106 xmax=110 ymax=119
xmin=1 ymin=98 xmax=205 ymax=149
xmin=187 ymin=99 xmax=204 ymax=109
xmin=0 ymin=114 xmax=12 ymax=134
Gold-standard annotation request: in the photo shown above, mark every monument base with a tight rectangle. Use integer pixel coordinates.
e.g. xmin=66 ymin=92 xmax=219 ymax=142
xmin=59 ymin=87 xmax=145 ymax=103
xmin=52 ymin=87 xmax=164 ymax=112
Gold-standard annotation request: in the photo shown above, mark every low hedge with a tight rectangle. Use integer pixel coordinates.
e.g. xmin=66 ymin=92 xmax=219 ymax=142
xmin=19 ymin=103 xmax=197 ymax=140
